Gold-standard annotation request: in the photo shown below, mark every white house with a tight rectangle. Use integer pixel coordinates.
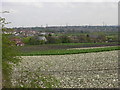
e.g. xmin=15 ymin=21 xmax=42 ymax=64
xmin=38 ymin=36 xmax=47 ymax=42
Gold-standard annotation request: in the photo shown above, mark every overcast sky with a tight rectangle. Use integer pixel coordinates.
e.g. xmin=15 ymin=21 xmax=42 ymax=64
xmin=1 ymin=0 xmax=119 ymax=27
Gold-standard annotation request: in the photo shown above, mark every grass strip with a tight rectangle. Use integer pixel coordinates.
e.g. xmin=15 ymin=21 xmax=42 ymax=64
xmin=23 ymin=42 xmax=118 ymax=47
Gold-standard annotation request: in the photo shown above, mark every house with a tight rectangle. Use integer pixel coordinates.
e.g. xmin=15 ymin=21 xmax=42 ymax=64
xmin=39 ymin=32 xmax=47 ymax=36
xmin=11 ymin=38 xmax=25 ymax=46
xmin=16 ymin=42 xmax=25 ymax=46
xmin=38 ymin=36 xmax=47 ymax=42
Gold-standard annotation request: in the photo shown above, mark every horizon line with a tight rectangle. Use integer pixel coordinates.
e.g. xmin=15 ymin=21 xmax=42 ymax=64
xmin=7 ymin=25 xmax=118 ymax=28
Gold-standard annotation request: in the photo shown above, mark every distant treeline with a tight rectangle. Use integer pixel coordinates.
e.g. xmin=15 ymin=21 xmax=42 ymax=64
xmin=12 ymin=26 xmax=118 ymax=33
xmin=23 ymin=33 xmax=118 ymax=45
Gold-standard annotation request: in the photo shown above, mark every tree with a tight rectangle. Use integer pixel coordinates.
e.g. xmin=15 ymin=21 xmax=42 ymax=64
xmin=22 ymin=36 xmax=32 ymax=44
xmin=86 ymin=34 xmax=91 ymax=43
xmin=77 ymin=35 xmax=87 ymax=43
xmin=28 ymin=36 xmax=46 ymax=45
xmin=1 ymin=17 xmax=21 ymax=87
xmin=89 ymin=32 xmax=107 ymax=43
xmin=46 ymin=36 xmax=61 ymax=44
xmin=59 ymin=35 xmax=72 ymax=43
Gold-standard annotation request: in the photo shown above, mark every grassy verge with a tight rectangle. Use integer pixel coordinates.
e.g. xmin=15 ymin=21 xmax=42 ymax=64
xmin=20 ymin=46 xmax=120 ymax=56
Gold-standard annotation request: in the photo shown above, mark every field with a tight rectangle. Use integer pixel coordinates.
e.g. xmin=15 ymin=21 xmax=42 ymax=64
xmin=11 ymin=50 xmax=119 ymax=88
xmin=20 ymin=46 xmax=120 ymax=56
xmin=18 ymin=42 xmax=118 ymax=53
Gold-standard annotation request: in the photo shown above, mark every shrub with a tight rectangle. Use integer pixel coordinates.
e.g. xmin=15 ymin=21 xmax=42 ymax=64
xmin=59 ymin=35 xmax=72 ymax=43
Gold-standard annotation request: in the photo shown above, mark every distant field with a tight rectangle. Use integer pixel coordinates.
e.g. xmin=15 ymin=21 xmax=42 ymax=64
xmin=18 ymin=42 xmax=118 ymax=53
xmin=20 ymin=46 xmax=120 ymax=56
xmin=53 ymin=42 xmax=118 ymax=46
xmin=25 ymin=42 xmax=118 ymax=46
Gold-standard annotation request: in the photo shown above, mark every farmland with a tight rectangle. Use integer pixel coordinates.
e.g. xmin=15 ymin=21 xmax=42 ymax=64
xmin=18 ymin=42 xmax=118 ymax=53
xmin=11 ymin=50 xmax=119 ymax=88
xmin=2 ymin=1 xmax=119 ymax=88
xmin=19 ymin=46 xmax=120 ymax=56
xmin=5 ymin=33 xmax=120 ymax=88
xmin=3 ymin=25 xmax=119 ymax=88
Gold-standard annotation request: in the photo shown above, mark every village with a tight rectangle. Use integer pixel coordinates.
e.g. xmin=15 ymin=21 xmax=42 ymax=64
xmin=3 ymin=25 xmax=118 ymax=46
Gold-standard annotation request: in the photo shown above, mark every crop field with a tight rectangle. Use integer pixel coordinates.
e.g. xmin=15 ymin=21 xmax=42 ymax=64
xmin=11 ymin=50 xmax=119 ymax=88
xmin=20 ymin=46 xmax=120 ymax=56
xmin=18 ymin=42 xmax=118 ymax=53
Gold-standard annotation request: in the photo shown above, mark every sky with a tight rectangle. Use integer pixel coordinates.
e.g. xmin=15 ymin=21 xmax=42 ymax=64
xmin=1 ymin=0 xmax=119 ymax=28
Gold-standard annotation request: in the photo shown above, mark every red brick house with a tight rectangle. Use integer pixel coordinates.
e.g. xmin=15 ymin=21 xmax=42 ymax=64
xmin=11 ymin=38 xmax=25 ymax=46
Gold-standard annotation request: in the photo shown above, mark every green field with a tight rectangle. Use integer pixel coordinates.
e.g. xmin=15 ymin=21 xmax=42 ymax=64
xmin=20 ymin=46 xmax=120 ymax=56
xmin=25 ymin=42 xmax=117 ymax=46
xmin=51 ymin=42 xmax=118 ymax=45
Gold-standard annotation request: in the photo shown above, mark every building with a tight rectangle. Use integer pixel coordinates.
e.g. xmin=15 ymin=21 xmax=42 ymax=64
xmin=38 ymin=36 xmax=47 ymax=42
xmin=16 ymin=42 xmax=25 ymax=46
xmin=11 ymin=38 xmax=25 ymax=46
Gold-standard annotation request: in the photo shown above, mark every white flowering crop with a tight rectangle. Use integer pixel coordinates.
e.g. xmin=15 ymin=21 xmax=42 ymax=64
xmin=11 ymin=50 xmax=119 ymax=88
